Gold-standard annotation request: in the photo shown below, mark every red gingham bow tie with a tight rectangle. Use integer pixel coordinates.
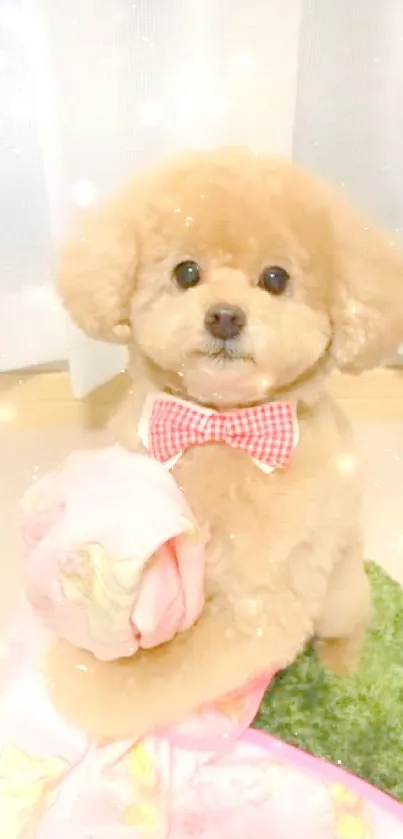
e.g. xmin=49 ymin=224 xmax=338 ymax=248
xmin=142 ymin=395 xmax=298 ymax=472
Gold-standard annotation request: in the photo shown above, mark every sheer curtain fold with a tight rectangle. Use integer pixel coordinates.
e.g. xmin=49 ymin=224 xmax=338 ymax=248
xmin=294 ymin=0 xmax=403 ymax=230
xmin=0 ymin=0 xmax=402 ymax=390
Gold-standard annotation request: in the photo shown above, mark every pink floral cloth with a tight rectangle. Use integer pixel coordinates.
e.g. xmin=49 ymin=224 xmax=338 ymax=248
xmin=21 ymin=448 xmax=206 ymax=661
xmin=1 ymin=621 xmax=403 ymax=839
xmin=0 ymin=447 xmax=402 ymax=837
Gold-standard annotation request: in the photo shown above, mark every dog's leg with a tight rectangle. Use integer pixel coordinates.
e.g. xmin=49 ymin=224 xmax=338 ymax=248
xmin=315 ymin=541 xmax=371 ymax=677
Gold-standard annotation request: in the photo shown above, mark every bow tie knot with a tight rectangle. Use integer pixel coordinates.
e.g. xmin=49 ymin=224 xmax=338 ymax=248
xmin=142 ymin=395 xmax=298 ymax=473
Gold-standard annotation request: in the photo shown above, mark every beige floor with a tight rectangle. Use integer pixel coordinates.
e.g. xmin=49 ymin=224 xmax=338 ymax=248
xmin=1 ymin=370 xmax=403 ymax=636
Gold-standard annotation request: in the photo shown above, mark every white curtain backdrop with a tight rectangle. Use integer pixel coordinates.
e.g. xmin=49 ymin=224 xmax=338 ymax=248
xmin=1 ymin=0 xmax=402 ymax=395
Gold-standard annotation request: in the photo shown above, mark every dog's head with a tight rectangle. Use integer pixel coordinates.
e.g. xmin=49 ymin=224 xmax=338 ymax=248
xmin=58 ymin=148 xmax=403 ymax=407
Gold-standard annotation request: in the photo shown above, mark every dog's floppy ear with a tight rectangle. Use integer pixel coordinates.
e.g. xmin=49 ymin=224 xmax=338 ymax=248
xmin=327 ymin=189 xmax=403 ymax=372
xmin=57 ymin=186 xmax=140 ymax=343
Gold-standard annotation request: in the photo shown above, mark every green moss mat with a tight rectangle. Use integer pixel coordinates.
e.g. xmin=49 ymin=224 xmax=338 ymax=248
xmin=254 ymin=563 xmax=403 ymax=801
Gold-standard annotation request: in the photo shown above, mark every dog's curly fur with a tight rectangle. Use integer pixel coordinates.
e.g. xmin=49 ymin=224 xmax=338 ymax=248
xmin=49 ymin=148 xmax=403 ymax=741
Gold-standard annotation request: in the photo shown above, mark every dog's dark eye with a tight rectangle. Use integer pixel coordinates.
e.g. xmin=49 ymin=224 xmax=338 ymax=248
xmin=173 ymin=260 xmax=202 ymax=290
xmin=259 ymin=266 xmax=290 ymax=295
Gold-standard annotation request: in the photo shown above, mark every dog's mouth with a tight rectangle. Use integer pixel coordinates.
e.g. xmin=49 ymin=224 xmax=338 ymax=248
xmin=183 ymin=331 xmax=333 ymax=407
xmin=196 ymin=340 xmax=254 ymax=364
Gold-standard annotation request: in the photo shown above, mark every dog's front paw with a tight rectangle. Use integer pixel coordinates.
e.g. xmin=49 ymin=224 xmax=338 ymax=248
xmin=316 ymin=636 xmax=360 ymax=678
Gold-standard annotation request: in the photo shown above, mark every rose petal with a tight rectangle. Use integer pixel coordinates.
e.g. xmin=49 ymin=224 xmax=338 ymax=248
xmin=132 ymin=543 xmax=184 ymax=647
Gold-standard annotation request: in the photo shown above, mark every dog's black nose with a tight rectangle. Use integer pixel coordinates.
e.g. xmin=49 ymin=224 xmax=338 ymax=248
xmin=204 ymin=305 xmax=246 ymax=341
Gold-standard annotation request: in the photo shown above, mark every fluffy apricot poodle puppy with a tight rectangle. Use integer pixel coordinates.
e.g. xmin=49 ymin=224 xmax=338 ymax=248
xmin=51 ymin=148 xmax=403 ymax=742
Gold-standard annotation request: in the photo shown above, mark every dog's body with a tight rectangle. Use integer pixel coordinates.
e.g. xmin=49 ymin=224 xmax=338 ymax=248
xmin=50 ymin=148 xmax=403 ymax=743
